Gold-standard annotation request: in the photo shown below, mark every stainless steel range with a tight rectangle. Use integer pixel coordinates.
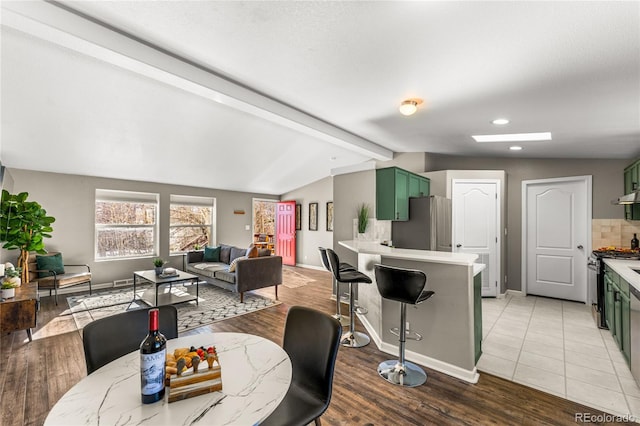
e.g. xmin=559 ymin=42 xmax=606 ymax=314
xmin=589 ymin=249 xmax=640 ymax=329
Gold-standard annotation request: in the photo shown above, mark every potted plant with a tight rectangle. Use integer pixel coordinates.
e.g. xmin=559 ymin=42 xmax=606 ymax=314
xmin=1 ymin=267 xmax=22 ymax=298
xmin=0 ymin=190 xmax=55 ymax=283
xmin=153 ymin=258 xmax=166 ymax=275
xmin=357 ymin=203 xmax=370 ymax=234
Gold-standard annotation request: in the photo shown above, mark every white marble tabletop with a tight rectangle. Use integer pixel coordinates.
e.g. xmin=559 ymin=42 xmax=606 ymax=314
xmin=339 ymin=240 xmax=479 ymax=266
xmin=45 ymin=332 xmax=292 ymax=426
xmin=603 ymin=258 xmax=640 ymax=292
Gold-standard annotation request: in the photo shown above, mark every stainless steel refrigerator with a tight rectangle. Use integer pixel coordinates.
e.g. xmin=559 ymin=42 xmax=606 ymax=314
xmin=391 ymin=196 xmax=452 ymax=251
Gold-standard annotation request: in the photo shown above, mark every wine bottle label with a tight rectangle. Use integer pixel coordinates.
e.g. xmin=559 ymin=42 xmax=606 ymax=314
xmin=140 ymin=349 xmax=166 ymax=396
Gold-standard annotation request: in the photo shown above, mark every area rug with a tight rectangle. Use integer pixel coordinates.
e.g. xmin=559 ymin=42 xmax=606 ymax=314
xmin=64 ymin=283 xmax=280 ymax=333
xmin=281 ymin=267 xmax=317 ymax=288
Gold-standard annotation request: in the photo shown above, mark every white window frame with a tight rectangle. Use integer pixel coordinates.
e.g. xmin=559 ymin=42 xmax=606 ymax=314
xmin=169 ymin=195 xmax=216 ymax=255
xmin=95 ymin=189 xmax=159 ymax=261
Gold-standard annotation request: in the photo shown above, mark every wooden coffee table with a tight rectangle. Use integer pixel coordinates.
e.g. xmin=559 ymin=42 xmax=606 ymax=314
xmin=131 ymin=270 xmax=199 ymax=307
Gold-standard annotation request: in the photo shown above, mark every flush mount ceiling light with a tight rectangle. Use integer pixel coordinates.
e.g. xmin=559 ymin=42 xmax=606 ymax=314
xmin=399 ymin=98 xmax=423 ymax=116
xmin=492 ymin=118 xmax=510 ymax=125
xmin=509 ymin=146 xmax=523 ymax=151
xmin=472 ymin=132 xmax=552 ymax=143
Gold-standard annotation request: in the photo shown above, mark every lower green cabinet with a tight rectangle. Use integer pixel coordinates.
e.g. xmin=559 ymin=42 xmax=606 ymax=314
xmin=604 ymin=264 xmax=631 ymax=366
xmin=620 ymin=291 xmax=631 ymax=365
xmin=474 ymin=272 xmax=482 ymax=364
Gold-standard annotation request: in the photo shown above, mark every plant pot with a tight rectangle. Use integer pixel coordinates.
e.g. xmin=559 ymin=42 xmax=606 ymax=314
xmin=155 ymin=266 xmax=163 ymax=275
xmin=1 ymin=288 xmax=15 ymax=299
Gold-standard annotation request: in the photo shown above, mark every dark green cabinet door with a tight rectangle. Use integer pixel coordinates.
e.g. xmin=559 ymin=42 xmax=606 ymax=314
xmin=419 ymin=178 xmax=430 ymax=197
xmin=614 ymin=292 xmax=622 ymax=348
xmin=605 ymin=276 xmax=615 ymax=332
xmin=394 ymin=169 xmax=409 ymax=220
xmin=474 ymin=272 xmax=482 ymax=364
xmin=623 ymin=160 xmax=640 ymax=220
xmin=620 ymin=291 xmax=631 ymax=366
xmin=376 ymin=167 xmax=409 ymax=221
xmin=408 ymin=173 xmax=421 ymax=197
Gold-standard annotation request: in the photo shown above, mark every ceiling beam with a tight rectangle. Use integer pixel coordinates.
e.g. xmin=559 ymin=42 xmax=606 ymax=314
xmin=1 ymin=0 xmax=394 ymax=161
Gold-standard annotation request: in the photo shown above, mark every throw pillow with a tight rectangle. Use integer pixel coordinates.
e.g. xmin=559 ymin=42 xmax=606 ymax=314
xmin=247 ymin=245 xmax=259 ymax=259
xmin=230 ymin=246 xmax=247 ymax=263
xmin=219 ymin=244 xmax=232 ymax=264
xmin=36 ymin=253 xmax=65 ymax=278
xmin=203 ymin=246 xmax=220 ymax=262
xmin=228 ymin=256 xmax=246 ymax=272
xmin=257 ymin=248 xmax=271 ymax=257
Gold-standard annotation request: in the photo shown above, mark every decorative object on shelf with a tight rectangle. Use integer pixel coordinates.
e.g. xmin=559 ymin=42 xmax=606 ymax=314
xmin=357 ymin=203 xmax=370 ymax=234
xmin=326 ymin=202 xmax=334 ymax=232
xmin=233 ymin=209 xmax=245 ymax=215
xmin=0 ymin=190 xmax=55 ymax=283
xmin=309 ymin=202 xmax=318 ymax=231
xmin=295 ymin=204 xmax=301 ymax=231
xmin=153 ymin=258 xmax=166 ymax=275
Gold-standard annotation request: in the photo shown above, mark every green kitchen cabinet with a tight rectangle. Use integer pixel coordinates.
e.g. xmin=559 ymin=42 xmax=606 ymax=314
xmin=623 ymin=159 xmax=640 ymax=220
xmin=605 ymin=274 xmax=615 ymax=332
xmin=604 ymin=264 xmax=631 ymax=366
xmin=474 ymin=271 xmax=482 ymax=364
xmin=376 ymin=167 xmax=430 ymax=221
xmin=620 ymin=290 xmax=631 ymax=365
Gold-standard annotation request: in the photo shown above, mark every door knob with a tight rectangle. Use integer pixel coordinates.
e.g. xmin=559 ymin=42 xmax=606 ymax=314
xmin=577 ymin=245 xmax=583 ymax=249
xmin=456 ymin=244 xmax=462 ymax=248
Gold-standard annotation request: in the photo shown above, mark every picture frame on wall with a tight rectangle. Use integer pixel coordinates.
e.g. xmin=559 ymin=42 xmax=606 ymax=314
xmin=309 ymin=202 xmax=318 ymax=231
xmin=295 ymin=203 xmax=301 ymax=230
xmin=326 ymin=201 xmax=334 ymax=231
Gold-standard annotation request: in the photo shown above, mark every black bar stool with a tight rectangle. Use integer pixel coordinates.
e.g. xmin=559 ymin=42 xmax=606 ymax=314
xmin=318 ymin=247 xmax=355 ymax=326
xmin=325 ymin=248 xmax=372 ymax=348
xmin=373 ymin=264 xmax=434 ymax=387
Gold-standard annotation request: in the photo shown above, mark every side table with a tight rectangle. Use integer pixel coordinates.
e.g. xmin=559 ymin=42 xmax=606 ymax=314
xmin=0 ymin=281 xmax=39 ymax=342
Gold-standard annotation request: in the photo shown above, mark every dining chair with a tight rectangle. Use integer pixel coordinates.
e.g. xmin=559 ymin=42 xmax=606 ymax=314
xmin=82 ymin=305 xmax=178 ymax=374
xmin=260 ymin=306 xmax=342 ymax=426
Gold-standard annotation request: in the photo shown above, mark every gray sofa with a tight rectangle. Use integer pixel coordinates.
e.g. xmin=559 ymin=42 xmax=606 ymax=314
xmin=182 ymin=244 xmax=282 ymax=302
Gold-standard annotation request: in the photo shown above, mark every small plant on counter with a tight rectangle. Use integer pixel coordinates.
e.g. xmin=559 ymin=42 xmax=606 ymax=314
xmin=153 ymin=258 xmax=166 ymax=268
xmin=357 ymin=203 xmax=370 ymax=234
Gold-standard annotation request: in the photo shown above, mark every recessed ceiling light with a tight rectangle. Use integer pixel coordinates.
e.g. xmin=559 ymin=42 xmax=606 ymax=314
xmin=509 ymin=146 xmax=523 ymax=151
xmin=472 ymin=132 xmax=552 ymax=143
xmin=492 ymin=118 xmax=510 ymax=125
xmin=399 ymin=98 xmax=423 ymax=116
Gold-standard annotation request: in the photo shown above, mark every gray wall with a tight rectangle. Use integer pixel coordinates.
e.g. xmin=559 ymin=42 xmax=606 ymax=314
xmin=280 ymin=176 xmax=333 ymax=268
xmin=424 ymin=154 xmax=633 ymax=291
xmin=7 ymin=168 xmax=278 ymax=284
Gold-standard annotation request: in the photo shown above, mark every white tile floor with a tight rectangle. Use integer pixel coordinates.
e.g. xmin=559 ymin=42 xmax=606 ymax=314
xmin=478 ymin=294 xmax=640 ymax=418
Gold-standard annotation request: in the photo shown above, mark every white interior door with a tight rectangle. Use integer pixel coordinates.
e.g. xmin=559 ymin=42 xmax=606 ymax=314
xmin=522 ymin=176 xmax=591 ymax=302
xmin=452 ymin=180 xmax=500 ymax=297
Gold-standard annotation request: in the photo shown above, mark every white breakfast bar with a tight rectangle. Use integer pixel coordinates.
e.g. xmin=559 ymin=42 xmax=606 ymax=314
xmin=339 ymin=240 xmax=485 ymax=383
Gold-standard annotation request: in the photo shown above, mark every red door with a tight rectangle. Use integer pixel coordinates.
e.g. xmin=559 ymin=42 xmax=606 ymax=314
xmin=276 ymin=201 xmax=296 ymax=266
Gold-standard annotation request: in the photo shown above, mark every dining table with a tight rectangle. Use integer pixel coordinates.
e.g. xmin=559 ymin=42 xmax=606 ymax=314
xmin=44 ymin=332 xmax=292 ymax=425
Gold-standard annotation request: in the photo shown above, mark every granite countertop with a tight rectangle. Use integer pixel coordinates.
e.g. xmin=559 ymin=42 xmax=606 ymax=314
xmin=338 ymin=240 xmax=480 ymax=267
xmin=603 ymin=258 xmax=640 ymax=292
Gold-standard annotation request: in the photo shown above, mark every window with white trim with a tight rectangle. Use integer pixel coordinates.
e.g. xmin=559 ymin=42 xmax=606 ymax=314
xmin=95 ymin=189 xmax=158 ymax=260
xmin=170 ymin=195 xmax=215 ymax=254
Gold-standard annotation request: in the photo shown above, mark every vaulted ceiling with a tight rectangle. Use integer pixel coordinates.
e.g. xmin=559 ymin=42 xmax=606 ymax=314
xmin=1 ymin=1 xmax=639 ymax=195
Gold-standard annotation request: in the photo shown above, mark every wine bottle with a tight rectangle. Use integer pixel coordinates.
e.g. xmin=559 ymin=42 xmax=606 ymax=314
xmin=140 ymin=308 xmax=167 ymax=404
xmin=632 ymin=233 xmax=639 ymax=250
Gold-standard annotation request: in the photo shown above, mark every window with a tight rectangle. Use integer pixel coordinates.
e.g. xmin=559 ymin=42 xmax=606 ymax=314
xmin=253 ymin=199 xmax=276 ymax=236
xmin=95 ymin=189 xmax=158 ymax=260
xmin=170 ymin=195 xmax=215 ymax=254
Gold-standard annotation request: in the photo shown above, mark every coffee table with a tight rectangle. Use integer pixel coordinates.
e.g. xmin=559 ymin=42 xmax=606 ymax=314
xmin=131 ymin=270 xmax=199 ymax=307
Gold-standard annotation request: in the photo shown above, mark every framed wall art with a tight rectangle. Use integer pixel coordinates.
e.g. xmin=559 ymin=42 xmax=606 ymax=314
xmin=309 ymin=202 xmax=318 ymax=231
xmin=295 ymin=203 xmax=301 ymax=230
xmin=326 ymin=201 xmax=334 ymax=231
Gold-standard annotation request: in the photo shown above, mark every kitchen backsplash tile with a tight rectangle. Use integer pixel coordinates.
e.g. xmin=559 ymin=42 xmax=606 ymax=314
xmin=592 ymin=219 xmax=640 ymax=249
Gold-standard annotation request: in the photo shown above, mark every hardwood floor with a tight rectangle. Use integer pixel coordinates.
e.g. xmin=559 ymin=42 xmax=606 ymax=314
xmin=0 ymin=266 xmax=627 ymax=425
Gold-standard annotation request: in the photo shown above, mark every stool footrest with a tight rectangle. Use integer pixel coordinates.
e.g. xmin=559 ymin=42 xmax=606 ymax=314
xmin=389 ymin=328 xmax=423 ymax=341
xmin=355 ymin=306 xmax=368 ymax=315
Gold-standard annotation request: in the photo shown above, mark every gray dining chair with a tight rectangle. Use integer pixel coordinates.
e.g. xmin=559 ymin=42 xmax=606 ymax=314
xmin=82 ymin=305 xmax=178 ymax=374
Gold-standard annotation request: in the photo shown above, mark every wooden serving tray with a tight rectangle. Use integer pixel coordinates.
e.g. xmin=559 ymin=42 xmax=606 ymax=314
xmin=167 ymin=361 xmax=222 ymax=403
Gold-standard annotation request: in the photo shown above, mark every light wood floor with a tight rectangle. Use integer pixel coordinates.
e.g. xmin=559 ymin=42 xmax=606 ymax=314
xmin=0 ymin=266 xmax=626 ymax=425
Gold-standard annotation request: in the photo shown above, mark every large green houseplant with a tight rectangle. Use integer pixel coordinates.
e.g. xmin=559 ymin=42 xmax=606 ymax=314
xmin=0 ymin=190 xmax=55 ymax=283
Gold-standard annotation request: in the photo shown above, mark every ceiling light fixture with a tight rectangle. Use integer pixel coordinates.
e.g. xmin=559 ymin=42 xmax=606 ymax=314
xmin=509 ymin=146 xmax=523 ymax=151
xmin=492 ymin=118 xmax=510 ymax=125
xmin=399 ymin=98 xmax=423 ymax=116
xmin=472 ymin=132 xmax=552 ymax=143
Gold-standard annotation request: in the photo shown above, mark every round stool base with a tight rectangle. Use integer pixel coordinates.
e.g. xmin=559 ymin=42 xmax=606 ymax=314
xmin=377 ymin=360 xmax=427 ymax=387
xmin=331 ymin=314 xmax=351 ymax=327
xmin=340 ymin=331 xmax=370 ymax=348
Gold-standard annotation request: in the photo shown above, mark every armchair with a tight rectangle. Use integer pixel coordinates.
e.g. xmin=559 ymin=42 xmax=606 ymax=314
xmin=27 ymin=252 xmax=92 ymax=305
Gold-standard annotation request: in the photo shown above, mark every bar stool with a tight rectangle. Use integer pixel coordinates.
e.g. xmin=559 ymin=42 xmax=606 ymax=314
xmin=318 ymin=247 xmax=355 ymax=326
xmin=325 ymin=248 xmax=372 ymax=348
xmin=373 ymin=264 xmax=434 ymax=387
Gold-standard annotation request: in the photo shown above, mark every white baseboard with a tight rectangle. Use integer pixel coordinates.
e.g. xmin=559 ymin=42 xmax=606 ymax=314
xmin=37 ymin=281 xmax=113 ymax=298
xmin=294 ymin=263 xmax=326 ymax=271
xmin=505 ymin=289 xmax=524 ymax=297
xmin=357 ymin=312 xmax=479 ymax=384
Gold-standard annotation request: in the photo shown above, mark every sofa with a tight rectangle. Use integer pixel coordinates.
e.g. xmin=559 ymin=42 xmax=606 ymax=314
xmin=182 ymin=244 xmax=282 ymax=302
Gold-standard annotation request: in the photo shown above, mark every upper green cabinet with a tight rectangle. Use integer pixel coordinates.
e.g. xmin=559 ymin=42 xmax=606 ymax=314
xmin=623 ymin=159 xmax=640 ymax=220
xmin=376 ymin=167 xmax=430 ymax=221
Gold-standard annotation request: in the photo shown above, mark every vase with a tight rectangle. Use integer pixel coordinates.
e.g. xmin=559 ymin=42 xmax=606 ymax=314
xmin=1 ymin=288 xmax=15 ymax=299
xmin=155 ymin=266 xmax=163 ymax=275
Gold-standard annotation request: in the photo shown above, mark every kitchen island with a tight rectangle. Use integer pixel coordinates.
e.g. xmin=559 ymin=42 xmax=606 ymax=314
xmin=339 ymin=240 xmax=485 ymax=383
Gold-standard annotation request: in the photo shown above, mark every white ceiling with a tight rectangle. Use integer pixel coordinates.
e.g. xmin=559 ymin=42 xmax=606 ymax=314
xmin=1 ymin=1 xmax=639 ymax=195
